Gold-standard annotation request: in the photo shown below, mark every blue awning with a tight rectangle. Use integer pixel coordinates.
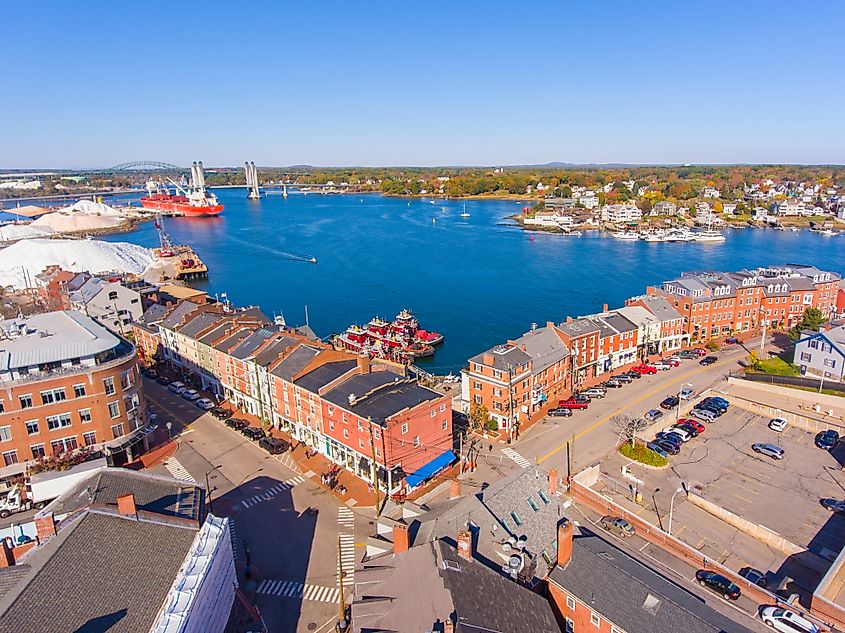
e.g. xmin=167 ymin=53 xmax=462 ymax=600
xmin=404 ymin=450 xmax=456 ymax=489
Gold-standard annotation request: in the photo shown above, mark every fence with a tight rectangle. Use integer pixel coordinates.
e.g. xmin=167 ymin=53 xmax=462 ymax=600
xmin=738 ymin=371 xmax=845 ymax=395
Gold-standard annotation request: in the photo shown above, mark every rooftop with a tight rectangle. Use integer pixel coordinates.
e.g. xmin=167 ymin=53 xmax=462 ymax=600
xmin=294 ymin=359 xmax=358 ymax=392
xmin=270 ymin=344 xmax=321 ymax=382
xmin=323 ymin=370 xmax=442 ymax=425
xmin=469 ymin=344 xmax=531 ymax=371
xmin=512 ymin=326 xmax=569 ymax=375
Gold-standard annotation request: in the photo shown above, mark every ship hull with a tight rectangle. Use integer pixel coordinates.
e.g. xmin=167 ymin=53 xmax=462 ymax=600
xmin=141 ymin=196 xmax=223 ymax=217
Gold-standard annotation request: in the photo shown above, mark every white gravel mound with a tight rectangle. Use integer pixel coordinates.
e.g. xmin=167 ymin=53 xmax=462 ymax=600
xmin=0 ymin=238 xmax=154 ymax=289
xmin=56 ymin=199 xmax=126 ymax=217
xmin=0 ymin=223 xmax=54 ymax=242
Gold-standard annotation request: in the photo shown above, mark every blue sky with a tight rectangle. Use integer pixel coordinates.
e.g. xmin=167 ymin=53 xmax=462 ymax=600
xmin=3 ymin=1 xmax=844 ymax=167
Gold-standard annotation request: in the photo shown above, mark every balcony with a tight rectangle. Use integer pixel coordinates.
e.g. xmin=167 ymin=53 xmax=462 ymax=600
xmin=2 ymin=342 xmax=138 ymax=387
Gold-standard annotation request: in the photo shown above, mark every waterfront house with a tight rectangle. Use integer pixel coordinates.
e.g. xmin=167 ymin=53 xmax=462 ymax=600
xmin=625 ymin=295 xmax=689 ymax=352
xmin=774 ymin=199 xmax=807 ymax=216
xmin=651 ymin=200 xmax=677 ymax=216
xmin=794 ymin=324 xmax=845 ymax=382
xmin=557 ymin=318 xmax=602 ymax=387
xmin=523 ymin=210 xmax=574 ymax=230
xmin=600 ymin=204 xmax=642 ymax=223
xmin=614 ymin=305 xmax=661 ymax=359
xmin=722 ymin=202 xmax=737 ymax=215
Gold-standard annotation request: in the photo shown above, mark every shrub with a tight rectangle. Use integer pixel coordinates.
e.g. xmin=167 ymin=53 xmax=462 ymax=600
xmin=618 ymin=442 xmax=667 ymax=467
xmin=706 ymin=340 xmax=720 ymax=351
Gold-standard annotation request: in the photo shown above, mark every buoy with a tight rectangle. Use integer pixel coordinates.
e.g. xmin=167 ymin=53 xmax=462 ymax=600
xmin=529 ymin=235 xmax=534 ymax=241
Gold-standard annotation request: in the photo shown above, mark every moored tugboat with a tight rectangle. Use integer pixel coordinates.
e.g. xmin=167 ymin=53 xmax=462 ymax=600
xmin=331 ymin=309 xmax=444 ymax=363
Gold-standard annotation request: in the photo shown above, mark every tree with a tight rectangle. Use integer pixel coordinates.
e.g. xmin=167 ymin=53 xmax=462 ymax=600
xmin=469 ymin=403 xmax=492 ymax=433
xmin=789 ymin=307 xmax=825 ymax=339
xmin=611 ymin=414 xmax=649 ymax=447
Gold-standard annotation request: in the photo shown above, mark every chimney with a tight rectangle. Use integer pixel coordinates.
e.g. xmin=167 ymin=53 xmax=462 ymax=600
xmin=548 ymin=469 xmax=558 ymax=495
xmin=603 ymin=303 xmax=608 ymax=313
xmin=356 ymin=355 xmax=371 ymax=374
xmin=117 ymin=494 xmax=137 ymax=517
xmin=0 ymin=539 xmax=14 ymax=567
xmin=449 ymin=479 xmax=461 ymax=499
xmin=557 ymin=519 xmax=574 ymax=568
xmin=457 ymin=530 xmax=472 ymax=560
xmin=34 ymin=511 xmax=56 ymax=542
xmin=482 ymin=353 xmax=494 ymax=365
xmin=393 ymin=522 xmax=410 ymax=555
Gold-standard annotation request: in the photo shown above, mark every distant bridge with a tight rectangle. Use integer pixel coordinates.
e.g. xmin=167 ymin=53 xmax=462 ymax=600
xmin=106 ymin=161 xmax=183 ymax=172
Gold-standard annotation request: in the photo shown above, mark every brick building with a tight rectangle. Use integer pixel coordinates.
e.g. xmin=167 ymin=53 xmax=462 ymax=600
xmin=0 ymin=311 xmax=147 ymax=478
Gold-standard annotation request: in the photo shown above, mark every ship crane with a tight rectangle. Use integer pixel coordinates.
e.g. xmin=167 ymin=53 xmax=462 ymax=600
xmin=154 ymin=211 xmax=176 ymax=257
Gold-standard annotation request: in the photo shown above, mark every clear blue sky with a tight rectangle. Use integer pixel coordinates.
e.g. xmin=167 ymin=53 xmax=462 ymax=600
xmin=3 ymin=1 xmax=844 ymax=168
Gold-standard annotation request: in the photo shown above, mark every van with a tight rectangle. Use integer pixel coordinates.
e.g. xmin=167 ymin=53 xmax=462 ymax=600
xmin=759 ymin=606 xmax=820 ymax=633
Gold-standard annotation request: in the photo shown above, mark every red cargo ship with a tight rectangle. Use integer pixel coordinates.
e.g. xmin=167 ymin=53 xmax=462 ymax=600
xmin=140 ymin=161 xmax=223 ymax=217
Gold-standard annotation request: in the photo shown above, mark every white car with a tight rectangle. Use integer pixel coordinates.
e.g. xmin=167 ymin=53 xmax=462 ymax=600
xmin=195 ymin=398 xmax=215 ymax=410
xmin=679 ymin=386 xmax=695 ymax=400
xmin=168 ymin=381 xmax=186 ymax=394
xmin=652 ymin=361 xmax=671 ymax=371
xmin=689 ymin=408 xmax=716 ymax=422
xmin=759 ymin=606 xmax=820 ymax=633
xmin=181 ymin=389 xmax=200 ymax=401
xmin=769 ymin=417 xmax=788 ymax=432
xmin=662 ymin=426 xmax=691 ymax=442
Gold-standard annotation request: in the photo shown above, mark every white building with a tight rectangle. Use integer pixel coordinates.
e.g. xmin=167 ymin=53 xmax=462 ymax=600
xmin=775 ymin=200 xmax=807 ymax=216
xmin=794 ymin=324 xmax=845 ymax=381
xmin=524 ymin=211 xmax=574 ymax=229
xmin=601 ymin=204 xmax=642 ymax=223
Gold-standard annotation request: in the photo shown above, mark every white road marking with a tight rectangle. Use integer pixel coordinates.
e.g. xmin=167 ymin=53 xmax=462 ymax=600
xmin=502 ymin=447 xmax=532 ymax=468
xmin=240 ymin=475 xmax=304 ymax=509
xmin=162 ymin=457 xmax=196 ymax=483
xmin=256 ymin=579 xmax=340 ymax=604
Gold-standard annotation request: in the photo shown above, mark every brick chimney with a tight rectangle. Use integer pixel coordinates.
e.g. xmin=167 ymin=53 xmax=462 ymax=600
xmin=557 ymin=519 xmax=574 ymax=568
xmin=603 ymin=303 xmax=609 ymax=313
xmin=566 ymin=316 xmax=573 ymax=324
xmin=0 ymin=539 xmax=14 ymax=567
xmin=449 ymin=479 xmax=461 ymax=499
xmin=34 ymin=511 xmax=56 ymax=542
xmin=117 ymin=494 xmax=137 ymax=517
xmin=356 ymin=355 xmax=371 ymax=374
xmin=546 ymin=321 xmax=555 ymax=329
xmin=457 ymin=530 xmax=472 ymax=560
xmin=393 ymin=522 xmax=409 ymax=555
xmin=481 ymin=353 xmax=494 ymax=365
xmin=548 ymin=469 xmax=558 ymax=495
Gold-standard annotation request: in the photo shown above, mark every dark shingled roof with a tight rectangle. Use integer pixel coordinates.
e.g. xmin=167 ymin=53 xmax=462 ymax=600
xmin=270 ymin=345 xmax=320 ymax=381
xmin=176 ymin=311 xmax=226 ymax=338
xmin=0 ymin=512 xmax=198 ymax=633
xmin=294 ymin=359 xmax=357 ymax=392
xmin=549 ymin=530 xmax=756 ymax=633
xmin=229 ymin=327 xmax=279 ymax=360
xmin=468 ymin=344 xmax=531 ymax=371
xmin=160 ymin=300 xmax=200 ymax=330
xmin=323 ymin=372 xmax=441 ymax=425
xmin=254 ymin=336 xmax=298 ymax=367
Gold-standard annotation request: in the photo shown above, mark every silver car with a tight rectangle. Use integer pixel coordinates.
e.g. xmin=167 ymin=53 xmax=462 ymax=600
xmin=752 ymin=443 xmax=784 ymax=460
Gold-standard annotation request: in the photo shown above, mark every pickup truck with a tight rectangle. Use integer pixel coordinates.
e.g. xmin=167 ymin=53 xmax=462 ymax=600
xmin=631 ymin=364 xmax=658 ymax=375
xmin=557 ymin=398 xmax=589 ymax=410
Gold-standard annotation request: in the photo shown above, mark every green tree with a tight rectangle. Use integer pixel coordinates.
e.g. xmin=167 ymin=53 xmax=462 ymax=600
xmin=789 ymin=307 xmax=825 ymax=339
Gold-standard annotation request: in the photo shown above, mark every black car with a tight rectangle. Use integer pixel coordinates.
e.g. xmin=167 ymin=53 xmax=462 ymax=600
xmin=612 ymin=374 xmax=633 ymax=384
xmin=816 ymin=429 xmax=840 ymax=450
xmin=258 ymin=436 xmax=289 ymax=454
xmin=211 ymin=407 xmax=234 ymax=419
xmin=673 ymin=423 xmax=699 ymax=437
xmin=660 ymin=396 xmax=680 ymax=410
xmin=624 ymin=370 xmax=642 ymax=380
xmin=695 ymin=570 xmax=741 ymax=600
xmin=699 ymin=397 xmax=728 ymax=412
xmin=226 ymin=417 xmax=249 ymax=431
xmin=572 ymin=394 xmax=591 ymax=404
xmin=602 ymin=379 xmax=623 ymax=389
xmin=693 ymin=403 xmax=724 ymax=417
xmin=242 ymin=426 xmax=266 ymax=440
xmin=142 ymin=368 xmax=158 ymax=379
xmin=738 ymin=566 xmax=767 ymax=588
xmin=699 ymin=356 xmax=718 ymax=366
xmin=655 ymin=439 xmax=681 ymax=455
xmin=155 ymin=375 xmax=170 ymax=385
xmin=548 ymin=408 xmax=573 ymax=418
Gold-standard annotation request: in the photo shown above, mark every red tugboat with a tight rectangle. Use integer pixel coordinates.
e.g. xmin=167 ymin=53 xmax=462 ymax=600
xmin=140 ymin=161 xmax=223 ymax=217
xmin=332 ymin=310 xmax=444 ymax=364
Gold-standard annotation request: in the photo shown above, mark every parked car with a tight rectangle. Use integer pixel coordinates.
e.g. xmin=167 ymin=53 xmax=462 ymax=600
xmin=692 ymin=348 xmax=708 ymax=357
xmin=580 ymin=387 xmax=606 ymax=398
xmin=759 ymin=606 xmax=820 ymax=633
xmin=679 ymin=386 xmax=696 ymax=400
xmin=678 ymin=350 xmax=698 ymax=359
xmin=226 ymin=417 xmax=249 ymax=431
xmin=211 ymin=407 xmax=233 ymax=419
xmin=678 ymin=419 xmax=705 ymax=433
xmin=699 ymin=355 xmax=718 ymax=366
xmin=622 ymin=370 xmax=642 ymax=380
xmin=662 ymin=426 xmax=691 ymax=442
xmin=725 ymin=337 xmax=739 ymax=345
xmin=600 ymin=515 xmax=635 ymax=537
xmin=547 ymin=408 xmax=573 ymax=418
xmin=258 ymin=436 xmax=289 ymax=454
xmin=558 ymin=398 xmax=589 ymax=410
xmin=663 ymin=358 xmax=681 ymax=367
xmin=655 ymin=439 xmax=681 ymax=455
xmin=660 ymin=396 xmax=680 ymax=410
xmin=689 ymin=408 xmax=717 ymax=423
xmin=652 ymin=361 xmax=671 ymax=371
xmin=142 ymin=368 xmax=158 ymax=379
xmin=738 ymin=567 xmax=767 ymax=588
xmin=695 ymin=570 xmax=741 ymax=600
xmin=181 ymin=389 xmax=200 ymax=401
xmin=602 ymin=379 xmax=623 ymax=389
xmin=647 ymin=442 xmax=670 ymax=458
xmin=694 ymin=403 xmax=724 ymax=417
xmin=242 ymin=426 xmax=266 ymax=440
xmin=752 ymin=443 xmax=784 ymax=460
xmin=701 ymin=396 xmax=729 ymax=411
xmin=655 ymin=432 xmax=682 ymax=446
xmin=155 ymin=375 xmax=171 ymax=385
xmin=612 ymin=374 xmax=633 ymax=384
xmin=769 ymin=417 xmax=788 ymax=432
xmin=645 ymin=409 xmax=664 ymax=422
xmin=820 ymin=498 xmax=845 ymax=513
xmin=815 ymin=429 xmax=840 ymax=450
xmin=195 ymin=398 xmax=215 ymax=410
xmin=168 ymin=381 xmax=186 ymax=394
xmin=572 ymin=394 xmax=591 ymax=404
xmin=632 ymin=364 xmax=658 ymax=375
xmin=673 ymin=423 xmax=699 ymax=438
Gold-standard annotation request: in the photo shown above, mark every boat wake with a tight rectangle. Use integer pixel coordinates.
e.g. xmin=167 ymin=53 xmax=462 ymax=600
xmin=228 ymin=236 xmax=316 ymax=263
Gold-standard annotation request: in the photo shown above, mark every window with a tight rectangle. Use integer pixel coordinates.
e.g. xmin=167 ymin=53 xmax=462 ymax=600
xmin=108 ymin=290 xmax=118 ymax=301
xmin=79 ymin=408 xmax=92 ymax=423
xmin=120 ymin=370 xmax=132 ymax=390
xmin=2 ymin=450 xmax=17 ymax=466
xmin=103 ymin=377 xmax=116 ymax=396
xmin=47 ymin=413 xmax=72 ymax=430
xmin=25 ymin=420 xmax=39 ymax=435
xmin=800 ymin=352 xmax=812 ymax=362
xmin=110 ymin=424 xmax=124 ymax=439
xmin=357 ymin=420 xmax=363 ymax=431
xmin=611 ymin=627 xmax=623 ymax=633
xmin=439 ymin=404 xmax=446 ymax=412
xmin=19 ymin=394 xmax=33 ymax=409
xmin=413 ymin=436 xmax=420 ymax=448
xmin=40 ymin=388 xmax=67 ymax=405
xmin=590 ymin=612 xmax=600 ymax=627
xmin=825 ymin=358 xmax=837 ymax=368
xmin=565 ymin=595 xmax=576 ymax=610
xmin=30 ymin=444 xmax=45 ymax=460
xmin=401 ymin=423 xmax=408 ymax=435
xmin=0 ymin=401 xmax=3 ymax=414
xmin=359 ymin=439 xmax=365 ymax=449
xmin=473 ymin=395 xmax=482 ymax=405
xmin=509 ymin=511 xmax=522 ymax=526
xmin=108 ymin=401 xmax=120 ymax=419
xmin=51 ymin=436 xmax=78 ymax=454
xmin=442 ymin=419 xmax=448 ymax=431
xmin=82 ymin=431 xmax=97 ymax=446
xmin=73 ymin=384 xmax=87 ymax=398
xmin=343 ymin=428 xmax=349 ymax=439
xmin=373 ymin=428 xmax=380 ymax=440
xmin=565 ymin=617 xmax=575 ymax=633
xmin=493 ymin=387 xmax=502 ymax=397
xmin=0 ymin=426 xmax=11 ymax=442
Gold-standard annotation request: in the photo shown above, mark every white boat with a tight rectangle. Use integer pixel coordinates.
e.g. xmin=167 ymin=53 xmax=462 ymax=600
xmin=459 ymin=203 xmax=470 ymax=218
xmin=612 ymin=230 xmax=640 ymax=240
xmin=813 ymin=228 xmax=839 ymax=236
xmin=664 ymin=228 xmax=696 ymax=242
xmin=694 ymin=229 xmax=726 ymax=242
xmin=643 ymin=229 xmax=668 ymax=242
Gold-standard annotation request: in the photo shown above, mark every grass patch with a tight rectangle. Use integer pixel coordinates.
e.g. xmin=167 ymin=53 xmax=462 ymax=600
xmin=618 ymin=442 xmax=667 ymax=467
xmin=786 ymin=385 xmax=845 ymax=398
xmin=752 ymin=356 xmax=800 ymax=376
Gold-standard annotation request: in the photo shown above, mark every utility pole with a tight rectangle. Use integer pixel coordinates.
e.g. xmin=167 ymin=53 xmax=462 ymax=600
xmin=368 ymin=417 xmax=381 ymax=516
xmin=459 ymin=432 xmax=464 ymax=474
xmin=336 ymin=534 xmax=349 ymax=631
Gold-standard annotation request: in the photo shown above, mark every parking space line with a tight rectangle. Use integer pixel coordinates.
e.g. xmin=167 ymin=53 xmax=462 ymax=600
xmin=674 ymin=524 xmax=686 ymax=537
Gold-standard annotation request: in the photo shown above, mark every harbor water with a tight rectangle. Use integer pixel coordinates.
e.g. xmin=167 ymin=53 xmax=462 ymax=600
xmin=103 ymin=189 xmax=845 ymax=372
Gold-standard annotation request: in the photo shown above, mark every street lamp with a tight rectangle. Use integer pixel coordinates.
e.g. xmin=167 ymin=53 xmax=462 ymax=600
xmin=668 ymin=484 xmax=686 ymax=535
xmin=651 ymin=487 xmax=664 ymax=531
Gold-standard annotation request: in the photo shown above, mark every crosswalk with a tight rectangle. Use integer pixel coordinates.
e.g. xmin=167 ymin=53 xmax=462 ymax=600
xmin=240 ymin=475 xmax=304 ymax=509
xmin=337 ymin=506 xmax=355 ymax=529
xmin=162 ymin=457 xmax=196 ymax=482
xmin=256 ymin=579 xmax=340 ymax=604
xmin=339 ymin=533 xmax=356 ymax=583
xmin=502 ymin=447 xmax=532 ymax=469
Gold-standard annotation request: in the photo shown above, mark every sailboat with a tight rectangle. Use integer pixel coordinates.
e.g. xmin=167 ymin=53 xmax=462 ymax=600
xmin=459 ymin=204 xmax=470 ymax=218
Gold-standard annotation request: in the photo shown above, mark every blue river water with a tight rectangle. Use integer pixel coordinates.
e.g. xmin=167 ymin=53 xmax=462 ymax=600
xmin=93 ymin=189 xmax=845 ymax=373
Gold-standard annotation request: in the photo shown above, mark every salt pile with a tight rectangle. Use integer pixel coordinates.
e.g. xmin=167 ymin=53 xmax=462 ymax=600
xmin=0 ymin=223 xmax=54 ymax=242
xmin=0 ymin=238 xmax=154 ymax=289
xmin=31 ymin=199 xmax=128 ymax=233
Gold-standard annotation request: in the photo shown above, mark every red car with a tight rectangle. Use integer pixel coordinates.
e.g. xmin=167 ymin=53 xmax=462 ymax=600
xmin=631 ymin=364 xmax=658 ymax=375
xmin=678 ymin=419 xmax=705 ymax=433
xmin=692 ymin=348 xmax=708 ymax=357
xmin=558 ymin=398 xmax=589 ymax=410
xmin=663 ymin=358 xmax=681 ymax=367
